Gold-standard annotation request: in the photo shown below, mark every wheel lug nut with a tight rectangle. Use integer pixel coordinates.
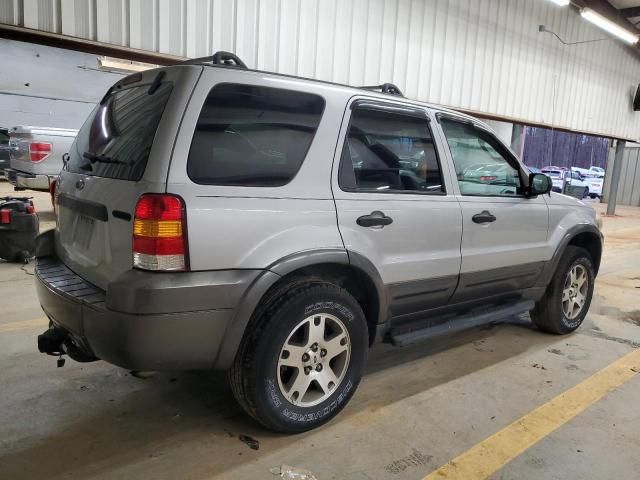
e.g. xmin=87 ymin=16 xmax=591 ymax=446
xmin=311 ymin=343 xmax=318 ymax=352
xmin=315 ymin=364 xmax=323 ymax=371
xmin=302 ymin=353 xmax=309 ymax=362
xmin=320 ymin=348 xmax=327 ymax=357
xmin=304 ymin=366 xmax=312 ymax=374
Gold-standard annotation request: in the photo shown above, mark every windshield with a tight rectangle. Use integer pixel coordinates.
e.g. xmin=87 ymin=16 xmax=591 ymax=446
xmin=66 ymin=82 xmax=173 ymax=181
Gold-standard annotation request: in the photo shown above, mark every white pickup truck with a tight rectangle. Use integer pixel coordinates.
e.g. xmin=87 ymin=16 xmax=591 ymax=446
xmin=572 ymin=166 xmax=605 ymax=178
xmin=6 ymin=126 xmax=78 ymax=191
xmin=542 ymin=168 xmax=590 ymax=197
xmin=583 ymin=175 xmax=603 ymax=198
xmin=571 ymin=167 xmax=604 ymax=198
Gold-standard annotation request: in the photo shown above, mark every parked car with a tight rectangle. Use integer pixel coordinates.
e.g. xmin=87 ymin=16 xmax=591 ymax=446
xmin=0 ymin=127 xmax=10 ymax=177
xmin=585 ymin=176 xmax=603 ymax=198
xmin=572 ymin=166 xmax=605 ymax=178
xmin=566 ymin=170 xmax=590 ymax=197
xmin=541 ymin=168 xmax=590 ymax=197
xmin=569 ymin=167 xmax=604 ymax=198
xmin=35 ymin=53 xmax=602 ymax=433
xmin=541 ymin=168 xmax=565 ymax=192
xmin=6 ymin=126 xmax=78 ymax=191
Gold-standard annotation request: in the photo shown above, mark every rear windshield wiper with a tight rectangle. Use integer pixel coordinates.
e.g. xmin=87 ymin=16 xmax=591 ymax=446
xmin=82 ymin=152 xmax=128 ymax=165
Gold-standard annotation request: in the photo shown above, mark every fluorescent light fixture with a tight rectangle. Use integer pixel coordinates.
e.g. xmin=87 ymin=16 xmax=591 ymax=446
xmin=98 ymin=57 xmax=157 ymax=73
xmin=547 ymin=0 xmax=570 ymax=6
xmin=580 ymin=8 xmax=639 ymax=44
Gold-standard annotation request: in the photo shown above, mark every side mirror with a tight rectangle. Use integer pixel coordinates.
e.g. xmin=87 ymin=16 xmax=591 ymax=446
xmin=528 ymin=172 xmax=552 ymax=197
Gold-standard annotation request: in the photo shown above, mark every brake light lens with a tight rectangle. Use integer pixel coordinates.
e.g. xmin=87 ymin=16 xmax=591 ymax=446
xmin=0 ymin=209 xmax=10 ymax=224
xmin=29 ymin=142 xmax=52 ymax=162
xmin=132 ymin=194 xmax=187 ymax=271
xmin=479 ymin=176 xmax=497 ymax=182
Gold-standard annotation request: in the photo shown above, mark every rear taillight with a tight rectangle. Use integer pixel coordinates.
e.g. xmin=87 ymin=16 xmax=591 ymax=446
xmin=29 ymin=142 xmax=52 ymax=162
xmin=0 ymin=209 xmax=10 ymax=224
xmin=132 ymin=194 xmax=187 ymax=271
xmin=479 ymin=176 xmax=497 ymax=182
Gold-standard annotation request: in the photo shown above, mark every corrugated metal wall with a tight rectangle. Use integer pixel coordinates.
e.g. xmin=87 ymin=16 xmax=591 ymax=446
xmin=602 ymin=147 xmax=640 ymax=206
xmin=0 ymin=39 xmax=122 ymax=128
xmin=2 ymin=0 xmax=640 ymax=140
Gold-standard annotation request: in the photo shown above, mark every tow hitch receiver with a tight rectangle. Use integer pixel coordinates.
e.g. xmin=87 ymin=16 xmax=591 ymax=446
xmin=38 ymin=327 xmax=66 ymax=356
xmin=38 ymin=327 xmax=98 ymax=365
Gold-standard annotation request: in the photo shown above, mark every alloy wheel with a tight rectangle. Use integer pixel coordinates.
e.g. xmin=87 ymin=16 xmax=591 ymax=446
xmin=277 ymin=313 xmax=351 ymax=407
xmin=562 ymin=264 xmax=588 ymax=320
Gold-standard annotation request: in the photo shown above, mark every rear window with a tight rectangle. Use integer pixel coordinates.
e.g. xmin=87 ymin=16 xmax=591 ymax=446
xmin=187 ymin=83 xmax=325 ymax=187
xmin=65 ymin=82 xmax=173 ymax=181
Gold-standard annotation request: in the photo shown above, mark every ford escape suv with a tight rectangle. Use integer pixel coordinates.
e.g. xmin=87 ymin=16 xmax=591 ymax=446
xmin=35 ymin=52 xmax=602 ymax=433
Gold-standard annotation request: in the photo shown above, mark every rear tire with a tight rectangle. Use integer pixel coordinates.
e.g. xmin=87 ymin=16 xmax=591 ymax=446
xmin=531 ymin=246 xmax=595 ymax=334
xmin=229 ymin=280 xmax=368 ymax=433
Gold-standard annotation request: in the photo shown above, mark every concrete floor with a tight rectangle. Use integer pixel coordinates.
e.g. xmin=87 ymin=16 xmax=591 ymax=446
xmin=1 ymin=180 xmax=639 ymax=480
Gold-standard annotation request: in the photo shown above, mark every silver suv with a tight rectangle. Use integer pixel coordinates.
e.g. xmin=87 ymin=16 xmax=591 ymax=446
xmin=35 ymin=52 xmax=602 ymax=433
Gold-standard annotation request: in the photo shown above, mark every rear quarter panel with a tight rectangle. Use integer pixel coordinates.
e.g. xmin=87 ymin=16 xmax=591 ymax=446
xmin=53 ymin=66 xmax=202 ymax=290
xmin=166 ymin=68 xmax=350 ymax=270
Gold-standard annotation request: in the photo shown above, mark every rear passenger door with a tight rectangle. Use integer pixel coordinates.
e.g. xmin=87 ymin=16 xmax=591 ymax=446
xmin=436 ymin=116 xmax=549 ymax=304
xmin=333 ymin=100 xmax=462 ymax=322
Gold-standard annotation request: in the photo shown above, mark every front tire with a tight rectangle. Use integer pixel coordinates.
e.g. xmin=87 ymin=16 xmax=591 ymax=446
xmin=229 ymin=281 xmax=368 ymax=433
xmin=531 ymin=246 xmax=595 ymax=334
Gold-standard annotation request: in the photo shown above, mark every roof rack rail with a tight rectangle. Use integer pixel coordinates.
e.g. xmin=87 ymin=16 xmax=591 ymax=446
xmin=180 ymin=51 xmax=248 ymax=69
xmin=359 ymin=83 xmax=404 ymax=97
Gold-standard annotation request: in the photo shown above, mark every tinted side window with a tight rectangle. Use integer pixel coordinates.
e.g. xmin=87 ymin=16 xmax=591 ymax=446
xmin=187 ymin=84 xmax=325 ymax=187
xmin=440 ymin=119 xmax=522 ymax=197
xmin=339 ymin=108 xmax=444 ymax=193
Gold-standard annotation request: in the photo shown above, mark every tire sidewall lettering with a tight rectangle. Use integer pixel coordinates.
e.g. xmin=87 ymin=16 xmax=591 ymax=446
xmin=263 ymin=298 xmax=362 ymax=424
xmin=304 ymin=301 xmax=355 ymax=322
xmin=276 ymin=380 xmax=353 ymax=423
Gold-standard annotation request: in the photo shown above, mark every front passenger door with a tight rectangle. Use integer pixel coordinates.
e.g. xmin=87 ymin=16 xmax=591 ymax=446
xmin=438 ymin=117 xmax=549 ymax=304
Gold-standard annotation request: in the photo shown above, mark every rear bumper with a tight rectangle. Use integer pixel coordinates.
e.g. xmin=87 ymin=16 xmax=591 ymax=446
xmin=34 ymin=235 xmax=260 ymax=371
xmin=5 ymin=168 xmax=52 ymax=190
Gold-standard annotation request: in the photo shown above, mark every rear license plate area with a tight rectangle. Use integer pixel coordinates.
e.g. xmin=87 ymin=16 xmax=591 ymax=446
xmin=74 ymin=215 xmax=95 ymax=250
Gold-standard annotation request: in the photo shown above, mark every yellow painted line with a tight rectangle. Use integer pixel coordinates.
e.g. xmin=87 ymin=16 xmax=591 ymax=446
xmin=0 ymin=317 xmax=48 ymax=334
xmin=423 ymin=348 xmax=640 ymax=480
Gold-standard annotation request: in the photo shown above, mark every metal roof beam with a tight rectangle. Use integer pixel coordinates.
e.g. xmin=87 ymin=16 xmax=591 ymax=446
xmin=0 ymin=24 xmax=185 ymax=66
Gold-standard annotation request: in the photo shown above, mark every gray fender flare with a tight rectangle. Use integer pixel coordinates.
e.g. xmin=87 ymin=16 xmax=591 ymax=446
xmin=535 ymin=224 xmax=603 ymax=288
xmin=212 ymin=248 xmax=387 ymax=369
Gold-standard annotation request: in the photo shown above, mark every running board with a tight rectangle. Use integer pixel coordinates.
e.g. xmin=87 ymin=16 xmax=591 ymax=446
xmin=389 ymin=300 xmax=535 ymax=347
